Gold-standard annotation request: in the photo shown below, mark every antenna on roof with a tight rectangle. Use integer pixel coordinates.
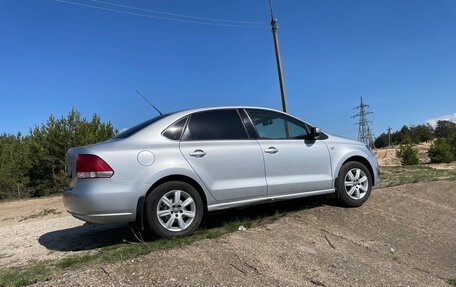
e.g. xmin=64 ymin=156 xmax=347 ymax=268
xmin=135 ymin=89 xmax=163 ymax=115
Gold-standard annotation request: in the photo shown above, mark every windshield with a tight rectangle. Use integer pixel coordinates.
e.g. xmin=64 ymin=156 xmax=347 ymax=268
xmin=112 ymin=114 xmax=169 ymax=139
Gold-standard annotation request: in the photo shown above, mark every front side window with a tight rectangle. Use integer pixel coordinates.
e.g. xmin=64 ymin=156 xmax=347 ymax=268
xmin=246 ymin=109 xmax=309 ymax=139
xmin=182 ymin=110 xmax=248 ymax=141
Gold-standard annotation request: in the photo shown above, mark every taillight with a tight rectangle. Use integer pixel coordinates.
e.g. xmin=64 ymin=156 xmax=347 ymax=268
xmin=76 ymin=154 xmax=114 ymax=179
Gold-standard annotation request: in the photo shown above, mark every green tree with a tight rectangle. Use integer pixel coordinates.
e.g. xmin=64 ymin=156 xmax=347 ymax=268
xmin=410 ymin=124 xmax=434 ymax=143
xmin=450 ymin=134 xmax=456 ymax=159
xmin=434 ymin=120 xmax=456 ymax=139
xmin=0 ymin=109 xmax=116 ymax=200
xmin=428 ymin=138 xmax=454 ymax=163
xmin=374 ymin=133 xmax=388 ymax=148
xmin=0 ymin=133 xmax=31 ymax=199
xmin=396 ymin=135 xmax=419 ymax=165
xmin=26 ymin=109 xmax=117 ymax=197
xmin=390 ymin=125 xmax=411 ymax=145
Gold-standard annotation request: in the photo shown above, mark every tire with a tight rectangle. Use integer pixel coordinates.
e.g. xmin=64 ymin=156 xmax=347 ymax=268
xmin=145 ymin=181 xmax=204 ymax=238
xmin=336 ymin=161 xmax=372 ymax=207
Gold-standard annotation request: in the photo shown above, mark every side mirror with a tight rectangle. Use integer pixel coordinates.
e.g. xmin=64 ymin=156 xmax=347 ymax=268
xmin=310 ymin=127 xmax=321 ymax=140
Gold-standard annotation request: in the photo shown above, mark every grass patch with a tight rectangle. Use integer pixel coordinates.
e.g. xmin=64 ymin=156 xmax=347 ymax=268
xmin=377 ymin=165 xmax=456 ymax=188
xmin=448 ymin=278 xmax=456 ymax=286
xmin=0 ymin=263 xmax=49 ymax=287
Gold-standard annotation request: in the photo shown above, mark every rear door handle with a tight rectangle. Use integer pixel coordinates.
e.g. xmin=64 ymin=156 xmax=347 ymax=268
xmin=264 ymin=147 xmax=278 ymax=154
xmin=189 ymin=149 xmax=207 ymax=158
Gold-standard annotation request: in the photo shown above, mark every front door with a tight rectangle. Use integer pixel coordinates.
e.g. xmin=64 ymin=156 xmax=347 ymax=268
xmin=245 ymin=109 xmax=333 ymax=196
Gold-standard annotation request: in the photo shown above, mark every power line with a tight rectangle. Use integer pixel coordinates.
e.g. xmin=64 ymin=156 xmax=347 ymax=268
xmin=88 ymin=0 xmax=266 ymax=25
xmin=56 ymin=0 xmax=268 ymax=28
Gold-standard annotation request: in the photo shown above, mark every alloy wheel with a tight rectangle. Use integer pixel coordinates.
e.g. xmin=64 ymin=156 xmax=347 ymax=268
xmin=156 ymin=190 xmax=196 ymax=232
xmin=344 ymin=168 xmax=369 ymax=200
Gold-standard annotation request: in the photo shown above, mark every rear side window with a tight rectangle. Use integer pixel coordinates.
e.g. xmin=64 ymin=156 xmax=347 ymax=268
xmin=246 ymin=109 xmax=309 ymax=139
xmin=182 ymin=110 xmax=248 ymax=141
xmin=162 ymin=117 xmax=187 ymax=140
xmin=112 ymin=114 xmax=168 ymax=139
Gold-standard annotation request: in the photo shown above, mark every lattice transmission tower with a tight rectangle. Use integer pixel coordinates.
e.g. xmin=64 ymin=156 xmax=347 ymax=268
xmin=351 ymin=97 xmax=374 ymax=147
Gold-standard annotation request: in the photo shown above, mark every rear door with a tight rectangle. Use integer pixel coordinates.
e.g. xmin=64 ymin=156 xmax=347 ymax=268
xmin=245 ymin=109 xmax=333 ymax=196
xmin=179 ymin=109 xmax=267 ymax=202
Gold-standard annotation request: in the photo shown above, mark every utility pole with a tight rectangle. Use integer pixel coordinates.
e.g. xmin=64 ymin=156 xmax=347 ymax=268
xmin=387 ymin=126 xmax=392 ymax=147
xmin=352 ymin=97 xmax=374 ymax=147
xmin=269 ymin=0 xmax=287 ymax=113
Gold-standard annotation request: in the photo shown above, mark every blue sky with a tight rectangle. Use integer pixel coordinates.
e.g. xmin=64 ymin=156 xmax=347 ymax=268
xmin=1 ymin=0 xmax=455 ymax=139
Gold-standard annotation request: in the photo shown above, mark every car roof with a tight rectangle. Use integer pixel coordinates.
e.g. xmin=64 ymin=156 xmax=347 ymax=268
xmin=169 ymin=106 xmax=287 ymax=117
xmin=179 ymin=106 xmax=280 ymax=113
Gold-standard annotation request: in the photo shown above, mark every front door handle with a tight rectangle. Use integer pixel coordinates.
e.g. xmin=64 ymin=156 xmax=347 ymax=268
xmin=264 ymin=147 xmax=278 ymax=154
xmin=189 ymin=149 xmax=207 ymax=158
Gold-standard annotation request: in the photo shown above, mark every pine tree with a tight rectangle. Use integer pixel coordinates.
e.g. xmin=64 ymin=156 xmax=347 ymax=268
xmin=396 ymin=135 xmax=419 ymax=165
xmin=428 ymin=138 xmax=454 ymax=163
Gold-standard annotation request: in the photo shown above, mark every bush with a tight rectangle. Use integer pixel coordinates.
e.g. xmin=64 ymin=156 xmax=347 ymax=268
xmin=428 ymin=138 xmax=454 ymax=163
xmin=396 ymin=135 xmax=419 ymax=165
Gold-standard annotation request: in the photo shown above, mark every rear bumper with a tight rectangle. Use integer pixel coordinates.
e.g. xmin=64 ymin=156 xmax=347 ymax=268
xmin=63 ymin=179 xmax=147 ymax=224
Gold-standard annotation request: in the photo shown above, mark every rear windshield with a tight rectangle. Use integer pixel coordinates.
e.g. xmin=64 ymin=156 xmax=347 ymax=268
xmin=112 ymin=114 xmax=169 ymax=139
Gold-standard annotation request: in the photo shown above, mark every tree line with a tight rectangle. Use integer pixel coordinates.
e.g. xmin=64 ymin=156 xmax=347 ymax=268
xmin=0 ymin=109 xmax=116 ymax=200
xmin=374 ymin=124 xmax=433 ymax=148
xmin=375 ymin=120 xmax=456 ymax=165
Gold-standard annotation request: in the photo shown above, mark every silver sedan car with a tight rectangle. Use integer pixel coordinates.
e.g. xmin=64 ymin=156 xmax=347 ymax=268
xmin=64 ymin=106 xmax=379 ymax=238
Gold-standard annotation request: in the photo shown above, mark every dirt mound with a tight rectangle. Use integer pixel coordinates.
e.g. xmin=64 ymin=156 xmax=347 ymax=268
xmin=374 ymin=142 xmax=432 ymax=166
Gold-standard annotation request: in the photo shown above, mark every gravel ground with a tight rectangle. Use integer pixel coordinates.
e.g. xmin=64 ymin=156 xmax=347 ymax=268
xmin=1 ymin=181 xmax=455 ymax=286
xmin=0 ymin=196 xmax=133 ymax=269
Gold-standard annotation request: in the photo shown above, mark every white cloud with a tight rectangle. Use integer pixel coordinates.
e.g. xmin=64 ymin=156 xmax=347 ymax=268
xmin=426 ymin=113 xmax=456 ymax=127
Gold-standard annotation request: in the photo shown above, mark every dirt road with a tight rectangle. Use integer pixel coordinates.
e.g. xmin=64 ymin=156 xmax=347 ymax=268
xmin=1 ymin=181 xmax=455 ymax=286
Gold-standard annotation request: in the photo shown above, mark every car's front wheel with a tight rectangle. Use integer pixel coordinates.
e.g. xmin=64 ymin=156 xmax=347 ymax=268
xmin=145 ymin=181 xmax=203 ymax=238
xmin=336 ymin=161 xmax=372 ymax=207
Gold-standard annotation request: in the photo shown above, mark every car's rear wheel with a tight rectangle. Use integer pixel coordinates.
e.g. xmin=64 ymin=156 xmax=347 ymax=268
xmin=145 ymin=181 xmax=203 ymax=238
xmin=336 ymin=161 xmax=372 ymax=207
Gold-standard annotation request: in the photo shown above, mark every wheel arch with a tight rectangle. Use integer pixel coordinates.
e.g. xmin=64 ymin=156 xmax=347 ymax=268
xmin=146 ymin=174 xmax=208 ymax=212
xmin=135 ymin=174 xmax=209 ymax=230
xmin=334 ymin=155 xmax=376 ymax=189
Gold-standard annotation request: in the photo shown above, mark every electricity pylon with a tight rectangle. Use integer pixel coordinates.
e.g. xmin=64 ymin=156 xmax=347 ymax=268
xmin=352 ymin=97 xmax=374 ymax=147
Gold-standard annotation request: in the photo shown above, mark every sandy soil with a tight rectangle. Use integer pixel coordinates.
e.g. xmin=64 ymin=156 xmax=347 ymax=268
xmin=0 ymin=196 xmax=132 ymax=269
xmin=0 ymin=196 xmax=65 ymax=228
xmin=1 ymin=181 xmax=454 ymax=286
xmin=374 ymin=143 xmax=432 ymax=166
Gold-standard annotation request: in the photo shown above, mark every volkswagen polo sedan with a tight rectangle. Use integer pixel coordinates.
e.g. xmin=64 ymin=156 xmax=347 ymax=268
xmin=64 ymin=107 xmax=379 ymax=238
